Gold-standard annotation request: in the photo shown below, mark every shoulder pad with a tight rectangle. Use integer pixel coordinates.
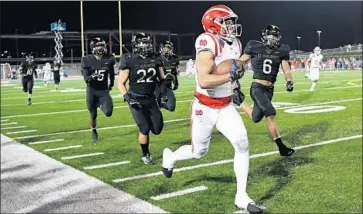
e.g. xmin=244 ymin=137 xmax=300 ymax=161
xmin=195 ymin=33 xmax=221 ymax=57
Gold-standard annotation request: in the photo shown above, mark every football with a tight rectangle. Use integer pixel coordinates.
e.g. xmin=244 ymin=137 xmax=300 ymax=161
xmin=213 ymin=59 xmax=244 ymax=75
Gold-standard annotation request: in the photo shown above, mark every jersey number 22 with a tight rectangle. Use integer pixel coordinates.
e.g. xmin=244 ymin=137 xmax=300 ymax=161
xmin=137 ymin=68 xmax=156 ymax=83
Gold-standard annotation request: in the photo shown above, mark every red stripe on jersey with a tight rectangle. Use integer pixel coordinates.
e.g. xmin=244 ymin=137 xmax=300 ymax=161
xmin=203 ymin=33 xmax=222 ymax=57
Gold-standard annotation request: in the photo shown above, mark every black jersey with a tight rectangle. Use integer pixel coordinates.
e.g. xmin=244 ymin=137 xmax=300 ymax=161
xmin=81 ymin=54 xmax=116 ymax=90
xmin=244 ymin=40 xmax=290 ymax=83
xmin=119 ymin=53 xmax=163 ymax=96
xmin=20 ymin=61 xmax=38 ymax=79
xmin=52 ymin=63 xmax=62 ymax=76
xmin=160 ymin=54 xmax=179 ymax=76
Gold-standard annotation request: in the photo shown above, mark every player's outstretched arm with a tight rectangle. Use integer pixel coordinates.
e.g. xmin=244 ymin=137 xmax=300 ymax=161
xmin=197 ymin=51 xmax=230 ymax=89
xmin=117 ymin=69 xmax=129 ymax=96
xmin=239 ymin=54 xmax=251 ymax=63
xmin=281 ymin=60 xmax=293 ymax=82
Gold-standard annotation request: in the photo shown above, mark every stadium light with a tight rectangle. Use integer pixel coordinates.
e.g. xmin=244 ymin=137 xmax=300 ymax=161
xmin=297 ymin=36 xmax=301 ymax=50
xmin=317 ymin=30 xmax=322 ymax=47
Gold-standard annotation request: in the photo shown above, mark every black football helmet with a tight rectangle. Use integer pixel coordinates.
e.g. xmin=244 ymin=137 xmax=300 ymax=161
xmin=26 ymin=55 xmax=34 ymax=63
xmin=90 ymin=37 xmax=107 ymax=56
xmin=261 ymin=25 xmax=282 ymax=48
xmin=132 ymin=32 xmax=153 ymax=56
xmin=159 ymin=40 xmax=174 ymax=58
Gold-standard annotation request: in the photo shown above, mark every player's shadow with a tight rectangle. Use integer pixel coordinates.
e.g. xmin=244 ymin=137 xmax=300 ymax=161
xmin=249 ymin=153 xmax=315 ymax=205
xmin=283 ymin=121 xmax=329 ymax=147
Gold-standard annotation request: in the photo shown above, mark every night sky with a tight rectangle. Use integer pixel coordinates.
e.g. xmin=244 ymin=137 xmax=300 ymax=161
xmin=1 ymin=1 xmax=362 ymax=57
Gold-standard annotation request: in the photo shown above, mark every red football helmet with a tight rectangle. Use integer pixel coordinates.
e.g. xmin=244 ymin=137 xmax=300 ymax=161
xmin=201 ymin=5 xmax=242 ymax=42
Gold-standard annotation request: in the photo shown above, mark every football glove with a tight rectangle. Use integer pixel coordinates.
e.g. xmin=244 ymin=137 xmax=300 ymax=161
xmin=108 ymin=82 xmax=114 ymax=91
xmin=161 ymin=95 xmax=169 ymax=103
xmin=173 ymin=84 xmax=179 ymax=90
xmin=286 ymin=80 xmax=294 ymax=92
xmin=123 ymin=93 xmax=142 ymax=109
xmin=228 ymin=59 xmax=244 ymax=82
xmin=232 ymin=88 xmax=245 ymax=107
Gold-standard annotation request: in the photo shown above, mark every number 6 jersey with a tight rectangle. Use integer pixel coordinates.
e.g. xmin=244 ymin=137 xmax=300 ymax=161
xmin=244 ymin=40 xmax=290 ymax=83
xmin=81 ymin=54 xmax=116 ymax=90
xmin=119 ymin=53 xmax=163 ymax=96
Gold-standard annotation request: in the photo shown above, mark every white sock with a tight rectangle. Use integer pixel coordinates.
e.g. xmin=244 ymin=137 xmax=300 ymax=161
xmin=234 ymin=150 xmax=250 ymax=205
xmin=310 ymin=82 xmax=317 ymax=91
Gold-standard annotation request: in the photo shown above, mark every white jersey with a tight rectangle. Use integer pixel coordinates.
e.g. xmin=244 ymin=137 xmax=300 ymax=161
xmin=309 ymin=53 xmax=323 ymax=69
xmin=194 ymin=32 xmax=242 ymax=100
xmin=186 ymin=60 xmax=195 ymax=75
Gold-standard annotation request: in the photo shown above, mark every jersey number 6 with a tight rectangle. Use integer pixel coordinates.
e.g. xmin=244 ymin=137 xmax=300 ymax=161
xmin=137 ymin=68 xmax=156 ymax=83
xmin=263 ymin=59 xmax=273 ymax=74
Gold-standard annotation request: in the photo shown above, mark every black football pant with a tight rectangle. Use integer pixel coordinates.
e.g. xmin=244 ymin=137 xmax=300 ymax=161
xmin=54 ymin=74 xmax=61 ymax=84
xmin=129 ymin=99 xmax=164 ymax=135
xmin=86 ymin=86 xmax=113 ymax=119
xmin=156 ymin=85 xmax=176 ymax=112
xmin=22 ymin=77 xmax=34 ymax=94
xmin=250 ymin=82 xmax=276 ymax=123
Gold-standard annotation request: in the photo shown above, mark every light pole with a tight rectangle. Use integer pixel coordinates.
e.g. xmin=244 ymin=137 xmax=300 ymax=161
xmin=297 ymin=36 xmax=301 ymax=50
xmin=317 ymin=30 xmax=322 ymax=47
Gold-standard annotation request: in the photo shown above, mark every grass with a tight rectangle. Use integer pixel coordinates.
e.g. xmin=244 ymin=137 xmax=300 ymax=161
xmin=1 ymin=70 xmax=362 ymax=213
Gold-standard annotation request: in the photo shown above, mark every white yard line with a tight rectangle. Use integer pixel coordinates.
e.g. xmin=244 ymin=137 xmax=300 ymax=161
xmin=44 ymin=145 xmax=82 ymax=152
xmin=112 ymin=134 xmax=362 ymax=183
xmin=61 ymin=152 xmax=105 ymax=160
xmin=15 ymin=118 xmax=188 ymax=140
xmin=13 ymin=98 xmax=361 ymax=140
xmin=1 ymin=119 xmax=9 ymax=122
xmin=1 ymin=126 xmax=27 ymax=130
xmin=6 ymin=130 xmax=37 ymax=135
xmin=83 ymin=161 xmax=131 ymax=170
xmin=150 ymin=185 xmax=208 ymax=201
xmin=1 ymin=84 xmax=361 ymax=119
xmin=28 ymin=139 xmax=64 ymax=145
xmin=1 ymin=122 xmax=18 ymax=126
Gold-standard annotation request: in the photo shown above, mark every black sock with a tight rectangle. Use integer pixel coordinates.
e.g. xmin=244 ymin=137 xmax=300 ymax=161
xmin=91 ymin=127 xmax=97 ymax=132
xmin=28 ymin=97 xmax=31 ymax=102
xmin=274 ymin=137 xmax=286 ymax=149
xmin=140 ymin=143 xmax=149 ymax=157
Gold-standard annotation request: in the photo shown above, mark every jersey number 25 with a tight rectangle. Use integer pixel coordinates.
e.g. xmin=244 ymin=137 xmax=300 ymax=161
xmin=137 ymin=68 xmax=156 ymax=83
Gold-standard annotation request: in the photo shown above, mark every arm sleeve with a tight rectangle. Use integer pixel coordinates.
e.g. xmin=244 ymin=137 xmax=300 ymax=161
xmin=119 ymin=54 xmax=129 ymax=70
xmin=243 ymin=40 xmax=254 ymax=55
xmin=281 ymin=45 xmax=291 ymax=61
xmin=109 ymin=56 xmax=116 ymax=86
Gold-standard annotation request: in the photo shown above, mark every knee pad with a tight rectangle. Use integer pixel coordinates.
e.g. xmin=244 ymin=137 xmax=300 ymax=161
xmin=89 ymin=109 xmax=97 ymax=120
xmin=232 ymin=136 xmax=249 ymax=154
xmin=264 ymin=106 xmax=276 ymax=118
xmin=252 ymin=112 xmax=264 ymax=123
xmin=193 ymin=147 xmax=208 ymax=159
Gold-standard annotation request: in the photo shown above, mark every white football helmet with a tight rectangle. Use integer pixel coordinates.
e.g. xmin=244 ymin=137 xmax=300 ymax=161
xmin=314 ymin=46 xmax=321 ymax=55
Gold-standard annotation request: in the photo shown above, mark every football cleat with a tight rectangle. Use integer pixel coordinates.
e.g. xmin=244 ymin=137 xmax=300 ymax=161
xmin=92 ymin=129 xmax=98 ymax=142
xmin=141 ymin=153 xmax=155 ymax=165
xmin=27 ymin=101 xmax=32 ymax=105
xmin=162 ymin=148 xmax=175 ymax=178
xmin=279 ymin=146 xmax=295 ymax=157
xmin=235 ymin=202 xmax=265 ymax=214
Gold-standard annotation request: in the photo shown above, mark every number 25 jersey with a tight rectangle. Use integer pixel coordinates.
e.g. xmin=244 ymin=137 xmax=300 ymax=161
xmin=244 ymin=40 xmax=290 ymax=83
xmin=119 ymin=53 xmax=163 ymax=96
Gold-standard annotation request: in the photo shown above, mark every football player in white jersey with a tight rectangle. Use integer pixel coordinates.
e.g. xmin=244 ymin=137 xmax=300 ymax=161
xmin=185 ymin=59 xmax=194 ymax=77
xmin=307 ymin=46 xmax=323 ymax=92
xmin=161 ymin=5 xmax=264 ymax=213
xmin=43 ymin=62 xmax=52 ymax=87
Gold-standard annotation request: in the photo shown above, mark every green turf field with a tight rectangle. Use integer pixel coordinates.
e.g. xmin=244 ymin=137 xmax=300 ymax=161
xmin=1 ymin=70 xmax=362 ymax=213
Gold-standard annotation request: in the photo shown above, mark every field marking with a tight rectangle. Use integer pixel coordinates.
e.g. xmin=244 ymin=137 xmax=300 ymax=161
xmin=13 ymin=98 xmax=361 ymax=140
xmin=150 ymin=185 xmax=208 ymax=201
xmin=44 ymin=145 xmax=82 ymax=152
xmin=347 ymin=79 xmax=362 ymax=86
xmin=6 ymin=130 xmax=37 ymax=135
xmin=1 ymin=119 xmax=9 ymax=122
xmin=1 ymin=122 xmax=18 ymax=126
xmin=83 ymin=161 xmax=131 ymax=170
xmin=1 ymin=84 xmax=361 ymax=119
xmin=61 ymin=152 xmax=105 ymax=160
xmin=1 ymin=126 xmax=27 ymax=130
xmin=15 ymin=118 xmax=188 ymax=140
xmin=28 ymin=139 xmax=64 ymax=145
xmin=112 ymin=134 xmax=362 ymax=183
xmin=1 ymin=79 xmax=358 ymax=106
